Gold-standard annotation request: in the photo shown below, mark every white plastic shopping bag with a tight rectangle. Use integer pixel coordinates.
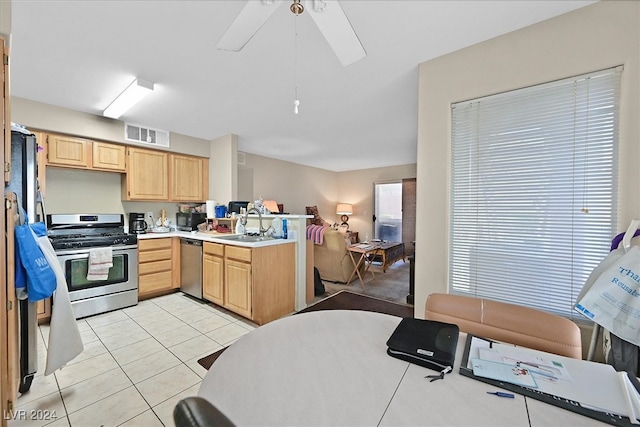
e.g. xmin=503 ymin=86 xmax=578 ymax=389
xmin=575 ymin=220 xmax=640 ymax=346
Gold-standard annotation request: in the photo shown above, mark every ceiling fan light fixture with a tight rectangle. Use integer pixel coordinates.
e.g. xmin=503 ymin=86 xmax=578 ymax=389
xmin=290 ymin=0 xmax=304 ymax=15
xmin=217 ymin=0 xmax=365 ymax=66
xmin=312 ymin=0 xmax=327 ymax=13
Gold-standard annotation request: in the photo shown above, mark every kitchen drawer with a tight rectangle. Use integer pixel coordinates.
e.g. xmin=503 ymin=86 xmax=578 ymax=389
xmin=139 ymin=239 xmax=172 ymax=251
xmin=139 ymin=259 xmax=172 ymax=275
xmin=204 ymin=242 xmax=224 ymax=256
xmin=139 ymin=248 xmax=172 ymax=263
xmin=139 ymin=271 xmax=173 ymax=293
xmin=226 ymin=245 xmax=251 ymax=262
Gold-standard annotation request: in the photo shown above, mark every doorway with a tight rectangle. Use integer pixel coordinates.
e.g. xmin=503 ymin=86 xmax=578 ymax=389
xmin=373 ymin=179 xmax=416 ymax=255
xmin=373 ymin=182 xmax=402 ymax=242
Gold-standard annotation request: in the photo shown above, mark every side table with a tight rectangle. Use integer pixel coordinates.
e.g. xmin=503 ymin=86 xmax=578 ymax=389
xmin=346 ymin=244 xmax=377 ymax=287
xmin=371 ymin=242 xmax=405 ymax=272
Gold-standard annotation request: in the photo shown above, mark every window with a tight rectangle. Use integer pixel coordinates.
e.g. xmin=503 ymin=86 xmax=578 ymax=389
xmin=449 ymin=67 xmax=621 ymax=320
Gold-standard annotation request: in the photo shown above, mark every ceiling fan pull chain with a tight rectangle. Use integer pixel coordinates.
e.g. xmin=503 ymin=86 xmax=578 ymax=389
xmin=293 ymin=8 xmax=300 ymax=115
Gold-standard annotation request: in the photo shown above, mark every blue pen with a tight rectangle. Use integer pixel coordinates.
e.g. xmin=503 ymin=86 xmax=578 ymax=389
xmin=487 ymin=391 xmax=515 ymax=398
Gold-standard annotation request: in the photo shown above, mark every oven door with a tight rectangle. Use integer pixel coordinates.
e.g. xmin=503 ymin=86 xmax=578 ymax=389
xmin=54 ymin=245 xmax=138 ymax=303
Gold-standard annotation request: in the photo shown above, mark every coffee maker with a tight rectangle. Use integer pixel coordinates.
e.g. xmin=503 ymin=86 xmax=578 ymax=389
xmin=129 ymin=212 xmax=147 ymax=234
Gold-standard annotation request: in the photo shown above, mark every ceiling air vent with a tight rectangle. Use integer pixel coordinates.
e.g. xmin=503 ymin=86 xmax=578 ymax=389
xmin=125 ymin=123 xmax=170 ymax=148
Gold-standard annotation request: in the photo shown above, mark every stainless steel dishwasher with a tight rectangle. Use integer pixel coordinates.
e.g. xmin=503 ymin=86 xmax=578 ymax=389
xmin=180 ymin=238 xmax=203 ymax=299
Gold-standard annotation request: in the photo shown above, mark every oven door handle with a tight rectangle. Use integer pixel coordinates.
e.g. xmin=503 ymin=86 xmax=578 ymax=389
xmin=53 ymin=244 xmax=138 ymax=256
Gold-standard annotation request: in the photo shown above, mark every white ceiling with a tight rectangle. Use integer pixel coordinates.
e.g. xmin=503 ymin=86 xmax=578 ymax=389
xmin=8 ymin=0 xmax=595 ymax=172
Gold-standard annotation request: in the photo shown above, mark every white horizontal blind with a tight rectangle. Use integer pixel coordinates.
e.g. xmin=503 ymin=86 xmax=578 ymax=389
xmin=450 ymin=67 xmax=621 ymax=320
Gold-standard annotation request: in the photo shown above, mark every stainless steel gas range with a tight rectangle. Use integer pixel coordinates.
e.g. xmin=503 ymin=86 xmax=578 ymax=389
xmin=47 ymin=213 xmax=139 ymax=319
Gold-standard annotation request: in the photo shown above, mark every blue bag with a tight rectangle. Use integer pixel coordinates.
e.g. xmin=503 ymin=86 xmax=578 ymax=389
xmin=14 ymin=208 xmax=28 ymax=300
xmin=14 ymin=217 xmax=57 ymax=302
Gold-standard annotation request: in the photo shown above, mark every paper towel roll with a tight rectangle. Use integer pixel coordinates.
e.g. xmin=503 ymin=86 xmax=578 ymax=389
xmin=206 ymin=200 xmax=216 ymax=219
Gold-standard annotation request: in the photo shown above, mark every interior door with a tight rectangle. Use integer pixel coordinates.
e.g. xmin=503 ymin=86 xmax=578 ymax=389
xmin=2 ymin=193 xmax=19 ymax=424
xmin=2 ymin=37 xmax=19 ymax=426
xmin=3 ymin=37 xmax=9 ymax=185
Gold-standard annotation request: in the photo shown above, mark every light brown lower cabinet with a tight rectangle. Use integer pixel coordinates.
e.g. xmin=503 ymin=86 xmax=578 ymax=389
xmin=36 ymin=298 xmax=51 ymax=324
xmin=203 ymin=242 xmax=224 ymax=306
xmin=203 ymin=242 xmax=295 ymax=325
xmin=138 ymin=238 xmax=179 ymax=299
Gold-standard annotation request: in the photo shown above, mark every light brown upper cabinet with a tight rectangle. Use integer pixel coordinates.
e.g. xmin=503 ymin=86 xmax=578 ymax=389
xmin=92 ymin=141 xmax=126 ymax=171
xmin=46 ymin=134 xmax=92 ymax=168
xmin=45 ymin=134 xmax=126 ymax=172
xmin=170 ymin=154 xmax=209 ymax=202
xmin=123 ymin=148 xmax=208 ymax=202
xmin=40 ymin=132 xmax=208 ymax=202
xmin=31 ymin=131 xmax=48 ymax=197
xmin=122 ymin=146 xmax=169 ymax=200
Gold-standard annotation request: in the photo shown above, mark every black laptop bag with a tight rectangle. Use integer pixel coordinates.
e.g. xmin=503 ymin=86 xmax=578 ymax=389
xmin=386 ymin=318 xmax=460 ymax=374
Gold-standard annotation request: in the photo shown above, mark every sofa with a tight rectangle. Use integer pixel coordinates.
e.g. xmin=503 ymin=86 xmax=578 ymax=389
xmin=312 ymin=228 xmax=363 ymax=284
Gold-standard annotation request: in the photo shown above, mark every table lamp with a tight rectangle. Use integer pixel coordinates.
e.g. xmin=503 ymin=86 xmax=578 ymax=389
xmin=263 ymin=200 xmax=279 ymax=213
xmin=336 ymin=203 xmax=353 ymax=229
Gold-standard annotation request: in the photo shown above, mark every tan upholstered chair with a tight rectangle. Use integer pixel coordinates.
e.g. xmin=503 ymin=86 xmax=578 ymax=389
xmin=313 ymin=228 xmax=362 ymax=283
xmin=424 ymin=293 xmax=582 ymax=359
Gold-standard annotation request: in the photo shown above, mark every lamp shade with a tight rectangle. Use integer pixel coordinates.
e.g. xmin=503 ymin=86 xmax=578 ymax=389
xmin=263 ymin=200 xmax=279 ymax=213
xmin=336 ymin=203 xmax=353 ymax=215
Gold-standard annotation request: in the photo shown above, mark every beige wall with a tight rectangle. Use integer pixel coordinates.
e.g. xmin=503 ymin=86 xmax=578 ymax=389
xmin=415 ymin=0 xmax=640 ymax=324
xmin=12 ymin=96 xmax=415 ymax=224
xmin=237 ymin=153 xmax=416 ymax=228
xmin=0 ymin=0 xmax=10 ymax=43
xmin=11 ymin=97 xmax=210 ymax=158
xmin=12 ymin=97 xmax=216 ymax=221
xmin=240 ymin=152 xmax=339 ymax=216
xmin=44 ymin=166 xmax=179 ymax=224
xmin=337 ymin=164 xmax=417 ymax=238
xmin=209 ymin=134 xmax=237 ymax=204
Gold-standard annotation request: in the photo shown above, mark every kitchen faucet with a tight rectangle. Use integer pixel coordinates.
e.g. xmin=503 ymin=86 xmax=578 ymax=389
xmin=240 ymin=207 xmax=270 ymax=236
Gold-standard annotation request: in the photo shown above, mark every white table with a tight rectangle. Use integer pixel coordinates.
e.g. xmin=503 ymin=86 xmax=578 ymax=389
xmin=198 ymin=310 xmax=606 ymax=426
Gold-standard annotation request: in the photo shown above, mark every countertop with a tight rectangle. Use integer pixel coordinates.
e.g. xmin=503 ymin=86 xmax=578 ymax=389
xmin=136 ymin=229 xmax=295 ymax=248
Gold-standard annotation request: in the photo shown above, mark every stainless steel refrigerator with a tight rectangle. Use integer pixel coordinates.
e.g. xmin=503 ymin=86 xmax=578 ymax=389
xmin=6 ymin=125 xmax=43 ymax=393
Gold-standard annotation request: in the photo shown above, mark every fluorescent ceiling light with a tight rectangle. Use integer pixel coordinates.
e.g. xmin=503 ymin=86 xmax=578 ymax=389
xmin=103 ymin=78 xmax=154 ymax=119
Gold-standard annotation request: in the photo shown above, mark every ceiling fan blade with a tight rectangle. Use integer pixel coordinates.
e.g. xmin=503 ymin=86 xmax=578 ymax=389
xmin=307 ymin=0 xmax=366 ymax=66
xmin=217 ymin=0 xmax=285 ymax=52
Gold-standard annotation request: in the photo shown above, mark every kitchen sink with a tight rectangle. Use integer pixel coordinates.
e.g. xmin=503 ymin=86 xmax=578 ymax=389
xmin=215 ymin=234 xmax=276 ymax=243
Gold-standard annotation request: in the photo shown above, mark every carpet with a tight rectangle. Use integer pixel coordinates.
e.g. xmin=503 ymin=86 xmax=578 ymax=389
xmin=322 ymin=259 xmax=411 ymax=305
xmin=197 ymin=290 xmax=414 ymax=370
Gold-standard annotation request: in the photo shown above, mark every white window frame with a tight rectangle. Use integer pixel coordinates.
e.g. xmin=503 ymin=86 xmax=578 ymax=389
xmin=449 ymin=67 xmax=622 ymax=320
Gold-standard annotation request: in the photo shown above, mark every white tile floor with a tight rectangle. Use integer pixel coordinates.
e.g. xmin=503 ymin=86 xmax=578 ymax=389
xmin=8 ymin=292 xmax=258 ymax=427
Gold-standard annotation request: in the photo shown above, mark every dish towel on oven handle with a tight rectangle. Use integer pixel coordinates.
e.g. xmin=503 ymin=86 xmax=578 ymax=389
xmin=86 ymin=247 xmax=113 ymax=281
xmin=30 ymin=226 xmax=84 ymax=375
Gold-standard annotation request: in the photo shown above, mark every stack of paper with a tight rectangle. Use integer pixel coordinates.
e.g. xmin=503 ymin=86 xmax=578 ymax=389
xmin=468 ymin=338 xmax=640 ymax=422
xmin=355 ymin=244 xmax=376 ymax=250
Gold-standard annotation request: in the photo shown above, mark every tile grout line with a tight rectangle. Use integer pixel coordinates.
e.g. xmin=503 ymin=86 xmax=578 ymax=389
xmin=21 ymin=292 xmax=259 ymax=427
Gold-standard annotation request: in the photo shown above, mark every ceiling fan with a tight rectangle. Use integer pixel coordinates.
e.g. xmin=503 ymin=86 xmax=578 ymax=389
xmin=216 ymin=0 xmax=366 ymax=66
